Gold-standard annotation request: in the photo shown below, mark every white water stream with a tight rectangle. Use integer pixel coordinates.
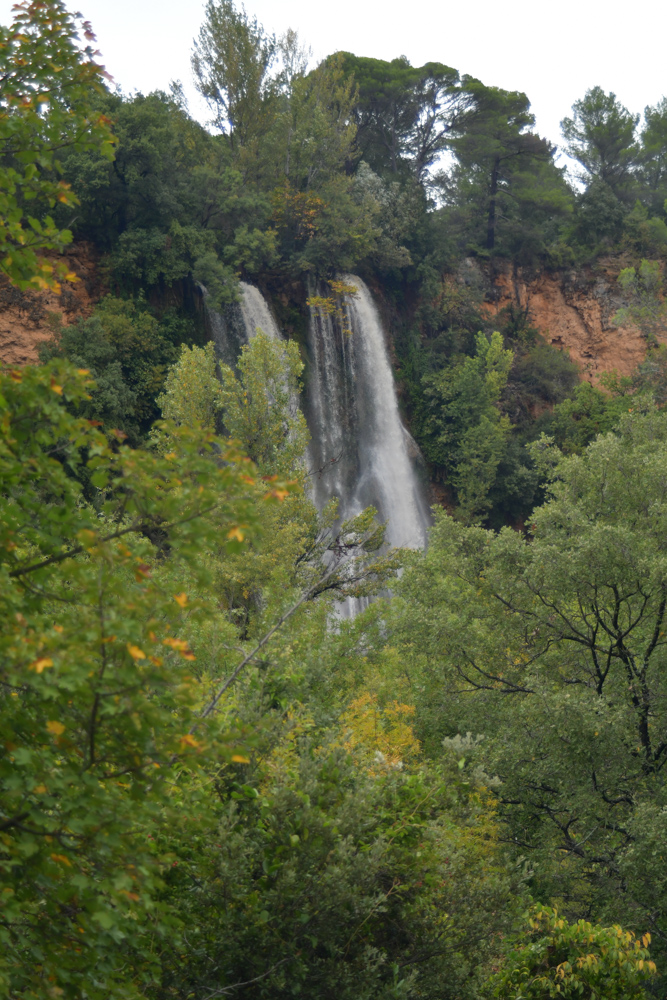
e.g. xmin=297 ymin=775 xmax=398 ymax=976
xmin=305 ymin=275 xmax=430 ymax=552
xmin=238 ymin=281 xmax=282 ymax=341
xmin=210 ymin=275 xmax=430 ymax=614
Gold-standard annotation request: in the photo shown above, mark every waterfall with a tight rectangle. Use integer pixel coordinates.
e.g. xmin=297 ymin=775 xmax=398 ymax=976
xmin=227 ymin=275 xmax=430 ymax=615
xmin=305 ymin=275 xmax=430 ymax=552
xmin=203 ymin=281 xmax=281 ymax=367
xmin=238 ymin=281 xmax=281 ymax=341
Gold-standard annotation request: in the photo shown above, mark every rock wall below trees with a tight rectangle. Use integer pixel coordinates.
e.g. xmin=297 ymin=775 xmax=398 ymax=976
xmin=0 ymin=243 xmax=101 ymax=367
xmin=0 ymin=248 xmax=661 ymax=390
xmin=476 ymin=259 xmax=663 ymax=383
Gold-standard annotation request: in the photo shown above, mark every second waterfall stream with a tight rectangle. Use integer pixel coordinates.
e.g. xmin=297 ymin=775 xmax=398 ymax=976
xmin=224 ymin=276 xmax=430 ymax=583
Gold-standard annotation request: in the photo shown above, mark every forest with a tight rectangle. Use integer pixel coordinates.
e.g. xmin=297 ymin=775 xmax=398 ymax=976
xmin=2 ymin=1 xmax=667 ymax=997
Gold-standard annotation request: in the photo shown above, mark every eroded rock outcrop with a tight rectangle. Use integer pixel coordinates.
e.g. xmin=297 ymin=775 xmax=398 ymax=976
xmin=476 ymin=260 xmax=663 ymax=382
xmin=0 ymin=243 xmax=101 ymax=367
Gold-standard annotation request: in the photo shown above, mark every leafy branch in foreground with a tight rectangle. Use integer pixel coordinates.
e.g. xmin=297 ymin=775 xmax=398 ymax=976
xmin=487 ymin=907 xmax=656 ymax=999
xmin=0 ymin=361 xmax=272 ymax=996
xmin=0 ymin=360 xmax=400 ymax=998
xmin=0 ymin=0 xmax=116 ymax=289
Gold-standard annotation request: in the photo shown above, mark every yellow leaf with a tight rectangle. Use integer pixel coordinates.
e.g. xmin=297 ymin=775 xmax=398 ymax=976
xmin=34 ymin=785 xmax=47 ymax=794
xmin=162 ymin=637 xmax=194 ymax=660
xmin=178 ymin=734 xmax=202 ymax=750
xmin=50 ymin=383 xmax=63 ymax=395
xmin=31 ymin=657 xmax=53 ymax=673
xmin=127 ymin=644 xmax=146 ymax=661
xmin=50 ymin=853 xmax=71 ymax=866
xmin=77 ymin=368 xmax=90 ymax=376
xmin=231 ymin=754 xmax=250 ymax=763
xmin=227 ymin=526 xmax=245 ymax=542
xmin=173 ymin=593 xmax=188 ymax=608
xmin=163 ymin=637 xmax=187 ymax=650
xmin=46 ymin=720 xmax=65 ymax=736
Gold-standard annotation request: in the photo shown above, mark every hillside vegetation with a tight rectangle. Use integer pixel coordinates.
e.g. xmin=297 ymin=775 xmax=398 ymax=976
xmin=2 ymin=2 xmax=667 ymax=998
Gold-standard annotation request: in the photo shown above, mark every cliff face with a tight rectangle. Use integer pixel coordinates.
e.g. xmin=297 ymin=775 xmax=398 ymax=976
xmin=476 ymin=260 xmax=661 ymax=382
xmin=0 ymin=249 xmax=659 ymax=385
xmin=0 ymin=243 xmax=101 ymax=367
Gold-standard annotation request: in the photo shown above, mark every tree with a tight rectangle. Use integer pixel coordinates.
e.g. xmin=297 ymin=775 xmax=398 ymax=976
xmin=488 ymin=907 xmax=655 ymax=999
xmin=218 ymin=331 xmax=310 ymax=475
xmin=156 ymin=341 xmax=224 ymax=431
xmin=339 ymin=53 xmax=421 ymax=176
xmin=549 ymin=379 xmax=629 ymax=454
xmin=0 ymin=358 xmax=397 ymax=997
xmin=192 ymin=0 xmax=276 ymax=153
xmin=57 ymin=89 xmax=213 ymax=248
xmin=638 ymin=97 xmax=667 ymax=217
xmin=416 ymin=331 xmax=513 ymax=521
xmin=264 ymin=54 xmax=410 ymax=277
xmin=566 ymin=177 xmax=628 ymax=249
xmin=561 ymin=87 xmax=638 ymax=199
xmin=39 ymin=295 xmax=199 ymax=440
xmin=154 ymin=712 xmax=515 ymax=1000
xmin=58 ymin=86 xmax=272 ymax=299
xmin=110 ymin=219 xmax=238 ymax=309
xmin=0 ymin=362 xmax=267 ymax=997
xmin=336 ymin=53 xmax=464 ymax=181
xmin=444 ymin=80 xmax=570 ymax=255
xmin=0 ymin=0 xmax=115 ymax=289
xmin=268 ymin=53 xmax=357 ymax=191
xmin=387 ymin=406 xmax=667 ymax=979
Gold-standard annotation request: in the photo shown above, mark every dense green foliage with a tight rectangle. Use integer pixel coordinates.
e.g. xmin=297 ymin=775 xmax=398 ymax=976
xmin=487 ymin=908 xmax=656 ymax=999
xmin=30 ymin=0 xmax=667 ymax=530
xmin=383 ymin=405 xmax=667 ymax=985
xmin=0 ymin=0 xmax=114 ymax=289
xmin=38 ymin=295 xmax=206 ymax=442
xmin=3 ymin=2 xmax=667 ymax=998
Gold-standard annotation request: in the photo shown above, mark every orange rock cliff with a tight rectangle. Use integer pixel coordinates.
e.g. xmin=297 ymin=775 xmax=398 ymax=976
xmin=471 ymin=258 xmax=659 ymax=383
xmin=0 ymin=243 xmax=101 ymax=367
xmin=0 ymin=249 xmax=658 ymax=385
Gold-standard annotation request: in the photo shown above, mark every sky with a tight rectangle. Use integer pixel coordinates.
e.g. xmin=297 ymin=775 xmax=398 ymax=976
xmin=2 ymin=0 xmax=666 ymax=167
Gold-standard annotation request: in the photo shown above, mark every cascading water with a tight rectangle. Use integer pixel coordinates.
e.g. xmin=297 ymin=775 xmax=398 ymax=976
xmin=305 ymin=275 xmax=430 ymax=553
xmin=214 ymin=274 xmax=430 ymax=615
xmin=238 ymin=281 xmax=281 ymax=341
xmin=204 ymin=281 xmax=281 ymax=367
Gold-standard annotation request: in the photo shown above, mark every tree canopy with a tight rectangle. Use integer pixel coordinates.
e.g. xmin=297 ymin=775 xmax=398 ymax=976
xmin=3 ymin=3 xmax=667 ymax=997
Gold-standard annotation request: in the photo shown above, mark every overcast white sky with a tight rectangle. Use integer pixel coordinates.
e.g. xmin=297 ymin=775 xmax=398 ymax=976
xmin=3 ymin=0 xmax=666 ymax=162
